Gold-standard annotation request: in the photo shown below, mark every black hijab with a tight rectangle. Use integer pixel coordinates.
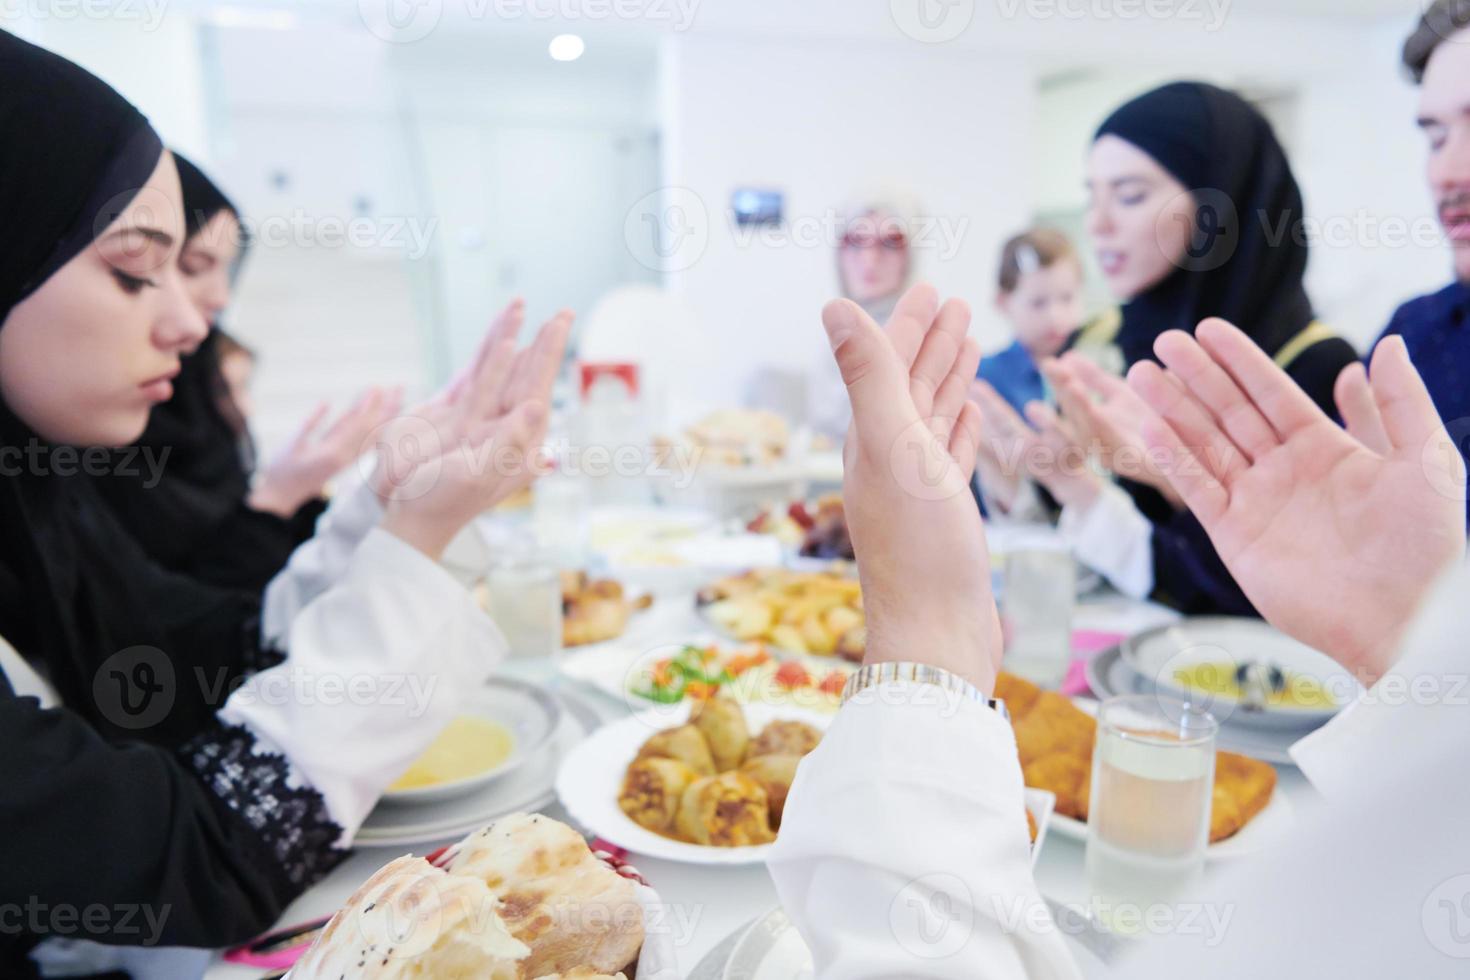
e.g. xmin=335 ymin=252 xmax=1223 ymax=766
xmin=1095 ymin=81 xmax=1315 ymax=367
xmin=0 ymin=30 xmax=265 ymax=744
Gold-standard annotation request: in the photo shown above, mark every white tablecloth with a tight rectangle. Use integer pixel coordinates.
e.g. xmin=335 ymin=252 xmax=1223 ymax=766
xmin=205 ymin=585 xmax=1310 ymax=978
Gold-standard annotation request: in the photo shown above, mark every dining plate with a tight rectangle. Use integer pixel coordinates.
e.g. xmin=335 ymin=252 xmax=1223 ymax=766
xmin=555 ymin=702 xmax=833 ymax=865
xmin=1044 ymin=785 xmax=1295 ymax=861
xmin=711 ymin=871 xmax=1109 ymax=980
xmin=353 ymin=689 xmax=598 ymax=848
xmin=558 ymin=635 xmax=850 ymax=715
xmin=1120 ymin=618 xmax=1361 ymax=731
xmin=379 ymin=677 xmax=561 ymax=806
xmin=1044 ymin=698 xmax=1296 ymax=860
xmin=1087 ymin=645 xmax=1301 ymax=766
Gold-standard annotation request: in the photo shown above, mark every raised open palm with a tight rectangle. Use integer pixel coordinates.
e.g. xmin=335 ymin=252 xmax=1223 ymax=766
xmin=1046 ymin=352 xmax=1183 ymax=507
xmin=1127 ymin=317 xmax=1465 ymax=681
xmin=825 ymin=283 xmax=1001 ymax=692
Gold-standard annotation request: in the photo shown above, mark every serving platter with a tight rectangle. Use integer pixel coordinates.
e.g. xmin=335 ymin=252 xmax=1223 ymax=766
xmin=555 ymin=702 xmax=833 ymax=866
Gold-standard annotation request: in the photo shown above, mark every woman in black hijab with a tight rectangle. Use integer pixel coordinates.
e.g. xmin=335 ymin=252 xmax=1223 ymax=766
xmin=0 ymin=30 xmax=565 ymax=976
xmin=979 ymin=82 xmax=1359 ymax=614
xmin=92 ymin=155 xmax=394 ymax=594
xmin=1079 ymin=81 xmax=1357 ymax=396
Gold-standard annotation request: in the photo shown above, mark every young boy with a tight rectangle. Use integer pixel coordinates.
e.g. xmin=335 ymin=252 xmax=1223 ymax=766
xmin=977 ymin=228 xmax=1086 ymax=414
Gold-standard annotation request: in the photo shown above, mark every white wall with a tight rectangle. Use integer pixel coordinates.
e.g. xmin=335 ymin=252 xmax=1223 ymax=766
xmin=1028 ymin=10 xmax=1446 ymax=352
xmin=1295 ymin=16 xmax=1451 ymax=349
xmin=659 ymin=34 xmax=1036 ymax=415
xmin=5 ymin=12 xmax=210 ymax=159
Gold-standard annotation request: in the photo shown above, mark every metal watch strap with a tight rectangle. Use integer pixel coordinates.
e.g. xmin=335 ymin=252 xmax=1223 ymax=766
xmin=840 ymin=661 xmax=1009 ymax=722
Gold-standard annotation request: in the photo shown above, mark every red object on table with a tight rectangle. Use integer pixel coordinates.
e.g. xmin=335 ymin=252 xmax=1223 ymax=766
xmin=579 ymin=362 xmax=640 ymax=400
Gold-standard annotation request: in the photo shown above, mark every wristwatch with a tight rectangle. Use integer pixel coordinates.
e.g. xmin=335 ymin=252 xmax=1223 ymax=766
xmin=840 ymin=661 xmax=1009 ymax=722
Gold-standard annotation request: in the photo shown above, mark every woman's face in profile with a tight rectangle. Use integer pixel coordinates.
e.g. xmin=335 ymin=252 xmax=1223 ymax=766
xmin=839 ymin=209 xmax=910 ymax=306
xmin=1085 ymin=135 xmax=1195 ymax=301
xmin=178 ymin=208 xmax=242 ymax=325
xmin=0 ymin=152 xmax=208 ymax=447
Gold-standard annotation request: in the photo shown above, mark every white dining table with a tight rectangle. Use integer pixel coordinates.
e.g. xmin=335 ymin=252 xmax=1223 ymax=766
xmin=204 ymin=580 xmax=1314 ymax=979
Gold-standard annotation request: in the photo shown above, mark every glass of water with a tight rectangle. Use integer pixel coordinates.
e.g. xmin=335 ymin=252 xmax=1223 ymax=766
xmin=1001 ymin=544 xmax=1076 ymax=688
xmin=533 ymin=471 xmax=592 ymax=569
xmin=484 ymin=550 xmax=563 ymax=661
xmin=1085 ymin=695 xmax=1218 ymax=934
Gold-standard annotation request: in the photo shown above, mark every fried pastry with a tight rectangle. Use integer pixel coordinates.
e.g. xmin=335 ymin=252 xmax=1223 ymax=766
xmin=739 ymin=753 xmax=801 ymax=829
xmin=690 ymin=695 xmax=749 ymax=771
xmin=748 ymin=719 xmax=822 ymax=759
xmin=563 ymin=596 xmax=631 ymax=648
xmin=993 ymin=671 xmax=1042 ymax=719
xmin=1023 ymin=753 xmax=1092 ymax=821
xmin=619 ymin=757 xmax=698 ymax=833
xmin=1209 ymin=750 xmax=1276 ymax=843
xmin=561 ymin=572 xmax=652 ymax=647
xmin=1011 ymin=692 xmax=1096 ymax=767
xmin=635 ymin=724 xmax=716 ymax=777
xmin=674 ymin=772 xmax=776 ymax=846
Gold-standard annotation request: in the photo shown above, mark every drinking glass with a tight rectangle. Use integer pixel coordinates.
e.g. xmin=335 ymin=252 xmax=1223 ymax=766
xmin=484 ymin=551 xmax=563 ymax=661
xmin=1001 ymin=545 xmax=1075 ymax=688
xmin=1085 ymin=695 xmax=1218 ymax=934
xmin=533 ymin=472 xmax=591 ymax=568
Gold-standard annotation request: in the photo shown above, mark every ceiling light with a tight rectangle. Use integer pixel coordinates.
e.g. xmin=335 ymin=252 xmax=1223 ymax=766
xmin=549 ymin=34 xmax=585 ymax=62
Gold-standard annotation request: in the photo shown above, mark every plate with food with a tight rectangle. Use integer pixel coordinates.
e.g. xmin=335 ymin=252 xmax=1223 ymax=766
xmin=1085 ymin=644 xmax=1302 ymax=764
xmin=746 ymin=494 xmax=855 ymax=563
xmin=556 ymin=698 xmax=832 ymax=864
xmin=696 ymin=567 xmax=865 ymax=660
xmin=1120 ymin=618 xmax=1362 ymax=731
xmin=357 ymin=689 xmax=599 ymax=847
xmin=560 ymin=569 xmax=655 ymax=648
xmin=997 ymin=673 xmax=1293 ymax=859
xmin=379 ymin=678 xmax=562 ymax=806
xmin=289 ymin=812 xmax=676 ymax=979
xmin=559 ymin=639 xmax=855 ymax=712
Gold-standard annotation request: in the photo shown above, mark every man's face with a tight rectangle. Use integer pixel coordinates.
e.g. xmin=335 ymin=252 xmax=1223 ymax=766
xmin=1419 ymin=27 xmax=1470 ymax=281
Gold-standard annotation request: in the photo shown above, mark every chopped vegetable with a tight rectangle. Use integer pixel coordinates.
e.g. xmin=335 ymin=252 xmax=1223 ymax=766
xmin=774 ymin=661 xmax=812 ymax=690
xmin=818 ymin=670 xmax=847 ymax=696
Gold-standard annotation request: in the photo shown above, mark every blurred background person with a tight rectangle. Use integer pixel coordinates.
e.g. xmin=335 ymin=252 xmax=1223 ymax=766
xmin=809 ymin=188 xmax=921 ymax=441
xmin=978 ymin=81 xmax=1360 ymax=610
xmin=978 ymin=228 xmax=1086 ymax=415
xmin=93 ymin=154 xmax=396 ymax=593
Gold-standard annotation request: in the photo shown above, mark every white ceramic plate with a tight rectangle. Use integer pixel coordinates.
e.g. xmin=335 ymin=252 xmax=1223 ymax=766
xmin=379 ymin=678 xmax=561 ymax=806
xmin=1045 ymin=790 xmax=1295 ymax=861
xmin=558 ymin=635 xmax=850 ymax=715
xmin=1045 ymin=698 xmax=1296 ymax=861
xmin=555 ymin=702 xmax=833 ymax=865
xmin=1085 ymin=645 xmax=1299 ymax=765
xmin=355 ymin=691 xmax=597 ymax=848
xmin=1120 ymin=618 xmax=1362 ymax=731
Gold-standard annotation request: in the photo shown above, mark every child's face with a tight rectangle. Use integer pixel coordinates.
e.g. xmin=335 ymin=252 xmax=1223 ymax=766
xmin=997 ymin=259 xmax=1084 ymax=360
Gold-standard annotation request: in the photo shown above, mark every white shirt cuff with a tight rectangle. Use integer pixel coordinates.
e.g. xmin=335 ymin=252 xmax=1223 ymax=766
xmin=768 ymin=681 xmax=1080 ymax=979
xmin=220 ymin=528 xmax=504 ymax=843
xmin=1058 ymin=482 xmax=1154 ymax=598
xmin=260 ymin=478 xmax=385 ymax=645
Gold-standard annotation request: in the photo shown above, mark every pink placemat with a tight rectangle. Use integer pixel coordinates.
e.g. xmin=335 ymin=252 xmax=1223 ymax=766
xmin=1062 ymin=630 xmax=1126 ymax=696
